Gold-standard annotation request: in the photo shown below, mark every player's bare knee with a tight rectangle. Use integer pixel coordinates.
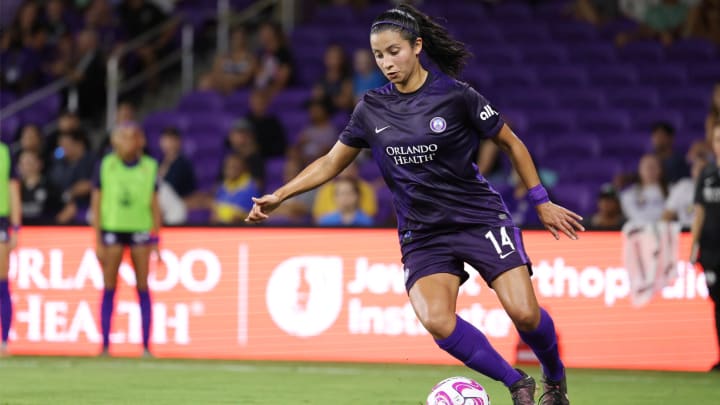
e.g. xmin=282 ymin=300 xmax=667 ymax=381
xmin=509 ymin=306 xmax=540 ymax=332
xmin=419 ymin=311 xmax=456 ymax=339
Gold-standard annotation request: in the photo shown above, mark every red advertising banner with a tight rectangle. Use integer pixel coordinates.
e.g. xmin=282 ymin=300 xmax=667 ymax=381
xmin=5 ymin=227 xmax=715 ymax=371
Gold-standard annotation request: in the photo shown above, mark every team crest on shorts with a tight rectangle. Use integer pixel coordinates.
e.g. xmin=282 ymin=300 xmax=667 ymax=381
xmin=429 ymin=116 xmax=447 ymax=133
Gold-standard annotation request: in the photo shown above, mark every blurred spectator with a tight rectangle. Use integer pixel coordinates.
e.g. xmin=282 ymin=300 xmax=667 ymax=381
xmin=157 ymin=128 xmax=196 ymax=225
xmin=293 ymin=98 xmax=337 ymax=165
xmin=47 ymin=110 xmax=83 ymax=161
xmin=352 ymin=48 xmax=386 ymax=103
xmin=158 ymin=127 xmax=197 ymax=200
xmin=685 ymin=0 xmax=720 ymax=44
xmin=616 ymin=0 xmax=697 ymax=46
xmin=83 ymin=0 xmax=118 ymax=53
xmin=254 ymin=21 xmax=294 ymax=98
xmin=313 ymin=162 xmax=377 ymax=221
xmin=211 ymin=154 xmax=259 ymax=225
xmin=17 ymin=150 xmax=61 ymax=224
xmin=199 ymin=26 xmax=256 ymax=94
xmin=663 ymin=154 xmax=708 ymax=228
xmin=225 ymin=119 xmax=265 ymax=185
xmin=571 ymin=0 xmax=620 ymax=25
xmin=97 ymin=101 xmax=138 ymax=156
xmin=0 ymin=2 xmax=44 ymax=93
xmin=245 ymin=90 xmax=287 ymax=158
xmin=10 ymin=124 xmax=45 ymax=166
xmin=116 ymin=0 xmax=177 ymax=84
xmin=706 ymin=82 xmax=720 ymax=144
xmin=67 ymin=29 xmax=106 ymax=121
xmin=477 ymin=140 xmax=507 ymax=186
xmin=44 ymin=0 xmax=81 ymax=46
xmin=587 ymin=184 xmax=626 ymax=230
xmin=620 ymin=153 xmax=668 ymax=224
xmin=317 ymin=177 xmax=374 ymax=226
xmin=48 ymin=130 xmax=95 ymax=224
xmin=269 ymin=155 xmax=315 ymax=224
xmin=312 ymin=44 xmax=354 ymax=112
xmin=650 ymin=122 xmax=688 ymax=183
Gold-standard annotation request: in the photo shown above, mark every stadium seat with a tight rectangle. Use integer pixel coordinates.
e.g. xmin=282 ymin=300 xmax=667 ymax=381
xmin=617 ymin=41 xmax=665 ymax=64
xmin=567 ymin=43 xmax=618 ymax=65
xmin=554 ymin=89 xmax=606 ymax=110
xmin=526 ymin=110 xmax=575 ymax=136
xmin=522 ymin=44 xmax=570 ymax=66
xmin=538 ymin=135 xmax=602 ymax=160
xmin=575 ymin=110 xmax=631 ymax=134
xmin=177 ymin=91 xmax=224 ymax=113
xmin=536 ymin=66 xmax=588 ymax=88
xmin=587 ymin=65 xmax=637 ymax=86
xmin=666 ymin=38 xmax=718 ymax=62
xmin=636 ymin=65 xmax=687 ymax=87
xmin=550 ymin=183 xmax=594 ymax=216
xmin=605 ymin=87 xmax=660 ymax=110
xmin=0 ymin=115 xmax=20 ymax=142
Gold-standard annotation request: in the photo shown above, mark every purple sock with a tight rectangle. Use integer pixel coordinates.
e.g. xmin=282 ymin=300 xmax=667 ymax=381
xmin=138 ymin=290 xmax=152 ymax=350
xmin=518 ymin=308 xmax=565 ymax=381
xmin=436 ymin=315 xmax=522 ymax=387
xmin=101 ymin=289 xmax=116 ymax=349
xmin=0 ymin=280 xmax=12 ymax=343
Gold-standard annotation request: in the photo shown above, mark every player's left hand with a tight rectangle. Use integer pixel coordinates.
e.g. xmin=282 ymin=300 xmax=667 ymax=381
xmin=536 ymin=202 xmax=585 ymax=240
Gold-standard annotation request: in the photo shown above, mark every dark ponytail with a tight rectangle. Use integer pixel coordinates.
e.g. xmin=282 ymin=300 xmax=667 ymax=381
xmin=370 ymin=3 xmax=472 ymax=78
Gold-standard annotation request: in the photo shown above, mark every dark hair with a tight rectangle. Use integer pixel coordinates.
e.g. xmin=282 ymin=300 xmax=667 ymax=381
xmin=161 ymin=127 xmax=181 ymax=138
xmin=651 ymin=121 xmax=675 ymax=137
xmin=370 ymin=3 xmax=471 ymax=77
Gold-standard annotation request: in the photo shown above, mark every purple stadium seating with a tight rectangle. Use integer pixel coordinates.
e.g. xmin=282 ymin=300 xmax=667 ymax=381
xmin=522 ymin=45 xmax=569 ymax=66
xmin=636 ymin=65 xmax=687 ymax=87
xmin=177 ymin=91 xmax=224 ymax=113
xmin=526 ymin=110 xmax=575 ymax=135
xmin=617 ymin=41 xmax=665 ymax=64
xmin=666 ymin=38 xmax=718 ymax=61
xmin=548 ymin=23 xmax=599 ymax=43
xmin=0 ymin=116 xmax=21 ymax=142
xmin=664 ymin=87 xmax=710 ymax=111
xmin=536 ymin=66 xmax=588 ymax=87
xmin=551 ymin=183 xmax=594 ymax=216
xmin=689 ymin=64 xmax=720 ymax=86
xmin=630 ymin=110 xmax=685 ymax=133
xmin=538 ymin=135 xmax=602 ymax=160
xmin=587 ymin=65 xmax=637 ymax=86
xmin=600 ymin=134 xmax=650 ymax=158
xmin=576 ymin=110 xmax=631 ymax=134
xmin=554 ymin=89 xmax=606 ymax=110
xmin=567 ymin=43 xmax=618 ymax=65
xmin=605 ymin=87 xmax=660 ymax=110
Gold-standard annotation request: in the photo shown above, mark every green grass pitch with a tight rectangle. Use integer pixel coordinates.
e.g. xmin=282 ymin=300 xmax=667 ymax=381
xmin=1 ymin=356 xmax=718 ymax=404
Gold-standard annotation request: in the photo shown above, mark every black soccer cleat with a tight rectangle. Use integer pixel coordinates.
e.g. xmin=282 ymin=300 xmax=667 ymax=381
xmin=538 ymin=375 xmax=569 ymax=405
xmin=509 ymin=369 xmax=536 ymax=405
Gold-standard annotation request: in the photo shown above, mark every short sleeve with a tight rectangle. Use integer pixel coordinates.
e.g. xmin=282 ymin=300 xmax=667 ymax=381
xmin=463 ymin=85 xmax=505 ymax=138
xmin=338 ymin=100 xmax=370 ymax=149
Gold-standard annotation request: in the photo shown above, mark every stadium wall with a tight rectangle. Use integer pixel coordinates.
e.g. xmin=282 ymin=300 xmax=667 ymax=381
xmin=5 ymin=227 xmax=715 ymax=372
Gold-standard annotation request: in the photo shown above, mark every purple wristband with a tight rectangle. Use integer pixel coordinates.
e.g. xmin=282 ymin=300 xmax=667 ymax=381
xmin=149 ymin=235 xmax=159 ymax=244
xmin=528 ymin=184 xmax=550 ymax=206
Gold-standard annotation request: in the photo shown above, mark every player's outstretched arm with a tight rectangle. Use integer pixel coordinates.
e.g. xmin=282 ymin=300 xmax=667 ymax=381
xmin=246 ymin=141 xmax=361 ymax=223
xmin=492 ymin=124 xmax=585 ymax=240
xmin=8 ymin=178 xmax=21 ymax=250
xmin=690 ymin=204 xmax=704 ymax=264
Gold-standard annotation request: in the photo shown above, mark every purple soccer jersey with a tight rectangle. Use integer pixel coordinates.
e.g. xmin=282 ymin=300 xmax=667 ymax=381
xmin=339 ymin=70 xmax=513 ymax=233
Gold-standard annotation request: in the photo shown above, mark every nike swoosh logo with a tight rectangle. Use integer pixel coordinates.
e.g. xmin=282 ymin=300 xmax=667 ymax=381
xmin=375 ymin=125 xmax=390 ymax=134
xmin=499 ymin=251 xmax=516 ymax=259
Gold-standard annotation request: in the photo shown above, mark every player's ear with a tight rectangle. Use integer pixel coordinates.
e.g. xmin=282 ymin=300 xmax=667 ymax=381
xmin=414 ymin=37 xmax=422 ymax=57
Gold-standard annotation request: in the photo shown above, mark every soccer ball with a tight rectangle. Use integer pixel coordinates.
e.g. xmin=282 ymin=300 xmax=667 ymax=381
xmin=426 ymin=376 xmax=491 ymax=405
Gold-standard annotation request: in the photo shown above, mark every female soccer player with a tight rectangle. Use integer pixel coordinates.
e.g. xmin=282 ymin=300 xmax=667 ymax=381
xmin=692 ymin=123 xmax=720 ymax=372
xmin=92 ymin=124 xmax=161 ymax=357
xmin=246 ymin=5 xmax=582 ymax=404
xmin=0 ymin=141 xmax=21 ymax=356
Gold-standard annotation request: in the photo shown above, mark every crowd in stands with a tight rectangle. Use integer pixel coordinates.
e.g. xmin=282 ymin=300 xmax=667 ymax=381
xmin=2 ymin=0 xmax=719 ymax=231
xmin=1 ymin=0 xmax=179 ymax=122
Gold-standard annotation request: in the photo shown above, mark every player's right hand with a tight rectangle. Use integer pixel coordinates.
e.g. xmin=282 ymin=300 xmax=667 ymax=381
xmin=245 ymin=194 xmax=282 ymax=223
